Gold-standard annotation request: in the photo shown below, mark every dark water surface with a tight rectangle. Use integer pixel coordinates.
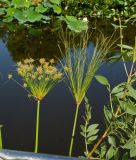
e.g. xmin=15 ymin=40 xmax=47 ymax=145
xmin=0 ymin=21 xmax=136 ymax=156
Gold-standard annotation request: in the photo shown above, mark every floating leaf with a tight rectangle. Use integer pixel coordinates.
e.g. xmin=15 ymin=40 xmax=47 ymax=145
xmin=52 ymin=5 xmax=62 ymax=14
xmin=25 ymin=8 xmax=43 ymax=22
xmin=12 ymin=0 xmax=31 ymax=8
xmin=50 ymin=0 xmax=60 ymax=5
xmin=65 ymin=16 xmax=88 ymax=33
xmin=14 ymin=10 xmax=27 ymax=24
xmin=35 ymin=4 xmax=48 ymax=13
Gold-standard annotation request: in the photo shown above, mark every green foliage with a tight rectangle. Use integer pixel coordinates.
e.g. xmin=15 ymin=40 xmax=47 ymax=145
xmin=80 ymin=97 xmax=99 ymax=156
xmin=65 ymin=16 xmax=88 ymax=33
xmin=95 ymin=75 xmax=109 ymax=86
xmin=61 ymin=32 xmax=113 ymax=105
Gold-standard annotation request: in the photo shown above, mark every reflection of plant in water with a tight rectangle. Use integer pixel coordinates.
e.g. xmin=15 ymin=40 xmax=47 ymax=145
xmin=6 ymin=27 xmax=64 ymax=63
xmin=59 ymin=30 xmax=115 ymax=156
xmin=9 ymin=58 xmax=62 ymax=153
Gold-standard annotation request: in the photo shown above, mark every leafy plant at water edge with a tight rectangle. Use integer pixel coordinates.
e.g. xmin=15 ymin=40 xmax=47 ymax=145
xmin=80 ymin=97 xmax=99 ymax=157
xmin=8 ymin=58 xmax=62 ymax=153
xmin=80 ymin=74 xmax=136 ymax=159
xmin=59 ymin=30 xmax=115 ymax=156
xmin=84 ymin=36 xmax=136 ymax=159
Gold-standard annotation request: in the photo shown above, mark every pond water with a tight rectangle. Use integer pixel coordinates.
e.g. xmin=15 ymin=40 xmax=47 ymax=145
xmin=0 ymin=20 xmax=136 ymax=156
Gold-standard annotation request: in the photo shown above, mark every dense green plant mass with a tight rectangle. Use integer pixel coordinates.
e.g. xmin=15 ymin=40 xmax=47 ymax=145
xmin=0 ymin=0 xmax=88 ymax=32
xmin=0 ymin=0 xmax=136 ymax=23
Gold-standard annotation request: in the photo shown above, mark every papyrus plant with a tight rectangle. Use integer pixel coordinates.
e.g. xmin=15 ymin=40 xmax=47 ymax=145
xmin=9 ymin=58 xmax=62 ymax=153
xmin=59 ymin=30 xmax=115 ymax=156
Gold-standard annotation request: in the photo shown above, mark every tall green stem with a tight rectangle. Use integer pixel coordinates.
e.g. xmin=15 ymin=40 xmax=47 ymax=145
xmin=69 ymin=103 xmax=79 ymax=157
xmin=34 ymin=100 xmax=40 ymax=153
xmin=0 ymin=126 xmax=2 ymax=149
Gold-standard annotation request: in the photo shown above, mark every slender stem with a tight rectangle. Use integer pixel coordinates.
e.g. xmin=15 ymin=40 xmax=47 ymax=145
xmin=34 ymin=100 xmax=40 ymax=153
xmin=69 ymin=103 xmax=79 ymax=157
xmin=118 ymin=15 xmax=128 ymax=77
xmin=0 ymin=126 xmax=2 ymax=149
xmin=108 ymin=85 xmax=113 ymax=113
xmin=85 ymin=121 xmax=89 ymax=155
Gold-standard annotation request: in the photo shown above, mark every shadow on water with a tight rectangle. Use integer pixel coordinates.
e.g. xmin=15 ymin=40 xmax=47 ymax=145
xmin=0 ymin=19 xmax=135 ymax=156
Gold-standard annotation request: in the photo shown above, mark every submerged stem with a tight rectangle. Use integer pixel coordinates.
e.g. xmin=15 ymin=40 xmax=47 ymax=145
xmin=34 ymin=100 xmax=40 ymax=153
xmin=69 ymin=103 xmax=79 ymax=157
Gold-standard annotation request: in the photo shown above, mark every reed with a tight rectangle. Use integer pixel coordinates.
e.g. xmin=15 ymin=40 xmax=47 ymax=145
xmin=9 ymin=58 xmax=62 ymax=153
xmin=0 ymin=125 xmax=2 ymax=149
xmin=59 ymin=30 xmax=115 ymax=156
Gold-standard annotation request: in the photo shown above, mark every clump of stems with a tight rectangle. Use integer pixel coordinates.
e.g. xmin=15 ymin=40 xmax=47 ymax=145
xmin=9 ymin=58 xmax=62 ymax=153
xmin=59 ymin=30 xmax=115 ymax=156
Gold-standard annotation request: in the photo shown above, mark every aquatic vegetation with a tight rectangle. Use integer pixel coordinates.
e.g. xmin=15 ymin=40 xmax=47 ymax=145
xmin=59 ymin=31 xmax=115 ymax=156
xmin=84 ymin=36 xmax=136 ymax=159
xmin=9 ymin=58 xmax=62 ymax=153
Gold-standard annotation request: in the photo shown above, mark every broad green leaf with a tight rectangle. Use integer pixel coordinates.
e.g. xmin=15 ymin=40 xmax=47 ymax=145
xmin=123 ymin=137 xmax=135 ymax=149
xmin=126 ymin=103 xmax=136 ymax=115
xmin=52 ymin=5 xmax=62 ymax=14
xmin=95 ymin=75 xmax=109 ymax=86
xmin=14 ymin=10 xmax=27 ymax=24
xmin=6 ymin=7 xmax=16 ymax=16
xmin=130 ymin=146 xmax=136 ymax=157
xmin=50 ymin=0 xmax=60 ymax=5
xmin=111 ymin=83 xmax=124 ymax=94
xmin=87 ymin=124 xmax=99 ymax=133
xmin=65 ymin=16 xmax=88 ymax=33
xmin=12 ymin=0 xmax=31 ymax=8
xmin=127 ymin=85 xmax=136 ymax=100
xmin=108 ymin=136 xmax=116 ymax=147
xmin=25 ymin=8 xmax=43 ymax=22
xmin=66 ymin=16 xmax=77 ymax=22
xmin=35 ymin=4 xmax=48 ymax=13
xmin=106 ymin=146 xmax=117 ymax=160
xmin=87 ymin=129 xmax=99 ymax=138
xmin=87 ymin=135 xmax=97 ymax=142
